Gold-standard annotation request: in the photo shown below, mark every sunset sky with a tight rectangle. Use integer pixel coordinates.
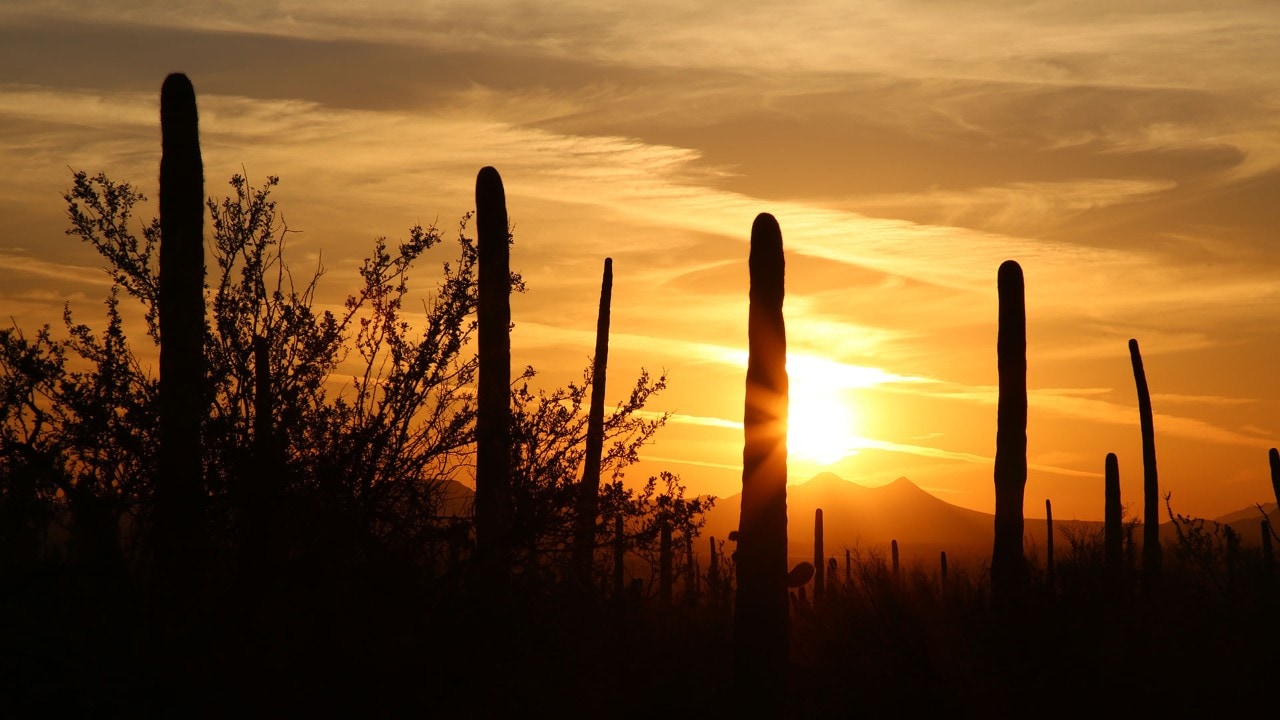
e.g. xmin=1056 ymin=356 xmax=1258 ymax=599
xmin=2 ymin=1 xmax=1279 ymax=523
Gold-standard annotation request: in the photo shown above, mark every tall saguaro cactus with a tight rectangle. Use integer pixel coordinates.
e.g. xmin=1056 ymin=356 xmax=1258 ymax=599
xmin=1044 ymin=499 xmax=1055 ymax=591
xmin=813 ymin=508 xmax=825 ymax=598
xmin=733 ymin=213 xmax=789 ymax=715
xmin=1104 ymin=453 xmax=1122 ymax=582
xmin=1268 ymin=448 xmax=1280 ymax=509
xmin=475 ymin=166 xmax=514 ymax=593
xmin=992 ymin=259 xmax=1027 ymax=606
xmin=573 ymin=257 xmax=613 ymax=592
xmin=1129 ymin=338 xmax=1161 ymax=595
xmin=156 ymin=72 xmax=207 ymax=591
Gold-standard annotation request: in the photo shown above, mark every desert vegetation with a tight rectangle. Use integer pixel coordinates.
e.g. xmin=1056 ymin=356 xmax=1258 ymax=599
xmin=2 ymin=73 xmax=1279 ymax=718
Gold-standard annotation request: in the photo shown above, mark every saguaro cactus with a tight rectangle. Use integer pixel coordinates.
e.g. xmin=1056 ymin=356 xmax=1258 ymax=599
xmin=1269 ymin=448 xmax=1280 ymax=509
xmin=1104 ymin=453 xmax=1122 ymax=581
xmin=891 ymin=539 xmax=900 ymax=577
xmin=475 ymin=166 xmax=514 ymax=593
xmin=156 ymin=72 xmax=207 ymax=590
xmin=1129 ymin=338 xmax=1161 ymax=594
xmin=733 ymin=213 xmax=789 ymax=715
xmin=573 ymin=258 xmax=613 ymax=592
xmin=813 ymin=508 xmax=825 ymax=598
xmin=1045 ymin=498 xmax=1055 ymax=591
xmin=992 ymin=259 xmax=1027 ymax=606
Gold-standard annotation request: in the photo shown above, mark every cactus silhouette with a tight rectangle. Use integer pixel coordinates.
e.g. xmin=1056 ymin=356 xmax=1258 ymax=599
xmin=992 ymin=259 xmax=1027 ymax=606
xmin=940 ymin=551 xmax=948 ymax=585
xmin=891 ymin=538 xmax=900 ymax=577
xmin=733 ymin=213 xmax=789 ymax=715
xmin=1044 ymin=498 xmax=1055 ymax=591
xmin=707 ymin=536 xmax=722 ymax=601
xmin=1269 ymin=448 xmax=1280 ymax=509
xmin=573 ymin=257 xmax=613 ymax=592
xmin=156 ymin=72 xmax=207 ymax=598
xmin=813 ymin=508 xmax=825 ymax=597
xmin=1129 ymin=338 xmax=1161 ymax=595
xmin=1104 ymin=453 xmax=1122 ymax=583
xmin=474 ymin=166 xmax=514 ymax=594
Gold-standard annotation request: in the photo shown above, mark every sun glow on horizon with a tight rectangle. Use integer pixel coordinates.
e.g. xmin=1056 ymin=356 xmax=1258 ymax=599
xmin=786 ymin=359 xmax=866 ymax=467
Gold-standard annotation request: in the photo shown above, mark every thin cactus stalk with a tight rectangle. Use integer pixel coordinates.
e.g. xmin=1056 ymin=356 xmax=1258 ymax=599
xmin=992 ymin=259 xmax=1028 ymax=607
xmin=573 ymin=257 xmax=613 ymax=592
xmin=475 ymin=166 xmax=514 ymax=595
xmin=732 ymin=213 xmax=789 ymax=715
xmin=1269 ymin=448 xmax=1280 ymax=509
xmin=891 ymin=538 xmax=900 ymax=577
xmin=813 ymin=508 xmax=825 ymax=598
xmin=1104 ymin=453 xmax=1122 ymax=580
xmin=940 ymin=551 xmax=948 ymax=585
xmin=1129 ymin=338 xmax=1161 ymax=595
xmin=156 ymin=71 xmax=207 ymax=596
xmin=845 ymin=548 xmax=851 ymax=585
xmin=1045 ymin=498 xmax=1055 ymax=591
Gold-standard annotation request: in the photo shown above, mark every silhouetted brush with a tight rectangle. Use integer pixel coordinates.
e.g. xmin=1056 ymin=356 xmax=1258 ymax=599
xmin=613 ymin=514 xmax=625 ymax=602
xmin=156 ymin=71 xmax=208 ymax=601
xmin=1129 ymin=338 xmax=1161 ymax=596
xmin=659 ymin=514 xmax=673 ymax=607
xmin=573 ymin=258 xmax=613 ymax=593
xmin=1262 ymin=520 xmax=1274 ymax=586
xmin=707 ymin=536 xmax=721 ymax=601
xmin=992 ymin=259 xmax=1027 ymax=607
xmin=474 ymin=166 xmax=514 ymax=595
xmin=733 ymin=213 xmax=789 ymax=716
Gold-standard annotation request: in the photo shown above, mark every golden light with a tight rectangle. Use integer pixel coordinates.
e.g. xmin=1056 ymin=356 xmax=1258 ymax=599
xmin=786 ymin=356 xmax=864 ymax=467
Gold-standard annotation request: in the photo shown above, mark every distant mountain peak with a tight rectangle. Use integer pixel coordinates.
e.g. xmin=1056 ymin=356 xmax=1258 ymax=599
xmin=807 ymin=471 xmax=850 ymax=485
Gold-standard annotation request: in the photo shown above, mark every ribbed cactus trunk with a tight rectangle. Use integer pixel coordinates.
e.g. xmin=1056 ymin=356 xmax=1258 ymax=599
xmin=1104 ymin=453 xmax=1122 ymax=583
xmin=474 ymin=166 xmax=513 ymax=595
xmin=732 ymin=213 xmax=789 ymax=716
xmin=156 ymin=72 xmax=207 ymax=602
xmin=573 ymin=258 xmax=613 ymax=593
xmin=1129 ymin=338 xmax=1161 ymax=597
xmin=1044 ymin=499 xmax=1055 ymax=592
xmin=813 ymin=508 xmax=824 ymax=598
xmin=992 ymin=259 xmax=1027 ymax=607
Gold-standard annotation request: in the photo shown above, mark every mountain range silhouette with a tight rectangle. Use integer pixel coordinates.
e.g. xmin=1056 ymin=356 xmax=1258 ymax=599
xmin=438 ymin=471 xmax=1278 ymax=574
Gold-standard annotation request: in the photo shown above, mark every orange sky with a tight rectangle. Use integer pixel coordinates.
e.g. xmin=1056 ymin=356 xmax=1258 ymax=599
xmin=2 ymin=2 xmax=1279 ymax=522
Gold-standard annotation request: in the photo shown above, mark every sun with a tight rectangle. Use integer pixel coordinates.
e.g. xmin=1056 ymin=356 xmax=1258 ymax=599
xmin=787 ymin=371 xmax=862 ymax=467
